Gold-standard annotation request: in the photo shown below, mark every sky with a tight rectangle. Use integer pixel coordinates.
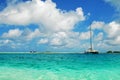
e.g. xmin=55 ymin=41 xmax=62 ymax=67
xmin=0 ymin=0 xmax=120 ymax=52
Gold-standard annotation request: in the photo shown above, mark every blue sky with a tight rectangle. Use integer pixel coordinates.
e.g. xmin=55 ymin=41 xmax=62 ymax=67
xmin=0 ymin=0 xmax=120 ymax=52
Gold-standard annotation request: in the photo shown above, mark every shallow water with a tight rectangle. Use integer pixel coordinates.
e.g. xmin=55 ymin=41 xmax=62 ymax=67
xmin=0 ymin=53 xmax=120 ymax=80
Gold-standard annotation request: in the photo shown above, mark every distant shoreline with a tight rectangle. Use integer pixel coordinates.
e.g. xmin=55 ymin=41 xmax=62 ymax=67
xmin=0 ymin=52 xmax=83 ymax=54
xmin=0 ymin=52 xmax=120 ymax=54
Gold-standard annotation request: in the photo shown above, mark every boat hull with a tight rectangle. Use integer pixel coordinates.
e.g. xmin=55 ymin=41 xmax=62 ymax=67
xmin=85 ymin=50 xmax=99 ymax=54
xmin=85 ymin=52 xmax=99 ymax=54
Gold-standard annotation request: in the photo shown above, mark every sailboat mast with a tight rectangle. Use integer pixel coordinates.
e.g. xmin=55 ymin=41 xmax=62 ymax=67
xmin=90 ymin=26 xmax=93 ymax=51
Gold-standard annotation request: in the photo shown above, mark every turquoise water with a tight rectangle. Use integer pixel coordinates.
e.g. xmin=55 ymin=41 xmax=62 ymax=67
xmin=0 ymin=53 xmax=120 ymax=80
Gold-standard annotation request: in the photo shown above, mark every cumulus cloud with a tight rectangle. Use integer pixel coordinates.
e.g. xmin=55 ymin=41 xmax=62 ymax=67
xmin=38 ymin=38 xmax=48 ymax=44
xmin=104 ymin=21 xmax=120 ymax=45
xmin=79 ymin=31 xmax=91 ymax=40
xmin=48 ymin=31 xmax=80 ymax=48
xmin=0 ymin=0 xmax=85 ymax=32
xmin=24 ymin=28 xmax=42 ymax=40
xmin=104 ymin=21 xmax=120 ymax=38
xmin=86 ymin=20 xmax=120 ymax=51
xmin=0 ymin=0 xmax=87 ymax=51
xmin=105 ymin=37 xmax=120 ymax=45
xmin=2 ymin=0 xmax=119 ymax=51
xmin=1 ymin=28 xmax=42 ymax=41
xmin=2 ymin=29 xmax=22 ymax=38
xmin=0 ymin=39 xmax=12 ymax=45
xmin=95 ymin=32 xmax=103 ymax=41
xmin=50 ymin=38 xmax=63 ymax=46
xmin=0 ymin=39 xmax=22 ymax=49
xmin=90 ymin=21 xmax=105 ymax=30
xmin=49 ymin=32 xmax=68 ymax=46
xmin=90 ymin=21 xmax=120 ymax=46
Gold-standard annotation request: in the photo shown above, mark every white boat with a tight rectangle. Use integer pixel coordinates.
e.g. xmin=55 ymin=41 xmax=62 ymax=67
xmin=85 ymin=48 xmax=99 ymax=54
xmin=85 ymin=26 xmax=99 ymax=54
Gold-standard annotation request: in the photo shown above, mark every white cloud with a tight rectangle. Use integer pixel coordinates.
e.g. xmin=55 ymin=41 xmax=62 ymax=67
xmin=0 ymin=0 xmax=85 ymax=32
xmin=104 ymin=21 xmax=120 ymax=38
xmin=105 ymin=37 xmax=120 ymax=45
xmin=38 ymin=38 xmax=48 ymax=44
xmin=49 ymin=32 xmax=67 ymax=46
xmin=0 ymin=0 xmax=86 ymax=50
xmin=50 ymin=38 xmax=63 ymax=46
xmin=64 ymin=38 xmax=80 ymax=48
xmin=90 ymin=21 xmax=120 ymax=46
xmin=1 ymin=28 xmax=43 ymax=41
xmin=51 ymin=32 xmax=67 ymax=39
xmin=11 ymin=42 xmax=25 ymax=49
xmin=89 ymin=21 xmax=120 ymax=40
xmin=25 ymin=28 xmax=42 ymax=40
xmin=90 ymin=21 xmax=105 ymax=30
xmin=2 ymin=29 xmax=22 ymax=38
xmin=0 ymin=39 xmax=21 ymax=49
xmin=3 ymin=39 xmax=12 ymax=44
xmin=95 ymin=32 xmax=103 ymax=41
xmin=79 ymin=31 xmax=91 ymax=40
xmin=104 ymin=21 xmax=120 ymax=45
xmin=0 ymin=39 xmax=12 ymax=45
xmin=48 ymin=31 xmax=80 ymax=48
xmin=85 ymin=20 xmax=120 ymax=50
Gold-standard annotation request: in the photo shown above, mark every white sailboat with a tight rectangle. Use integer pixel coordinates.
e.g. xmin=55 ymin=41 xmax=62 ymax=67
xmin=85 ymin=26 xmax=99 ymax=54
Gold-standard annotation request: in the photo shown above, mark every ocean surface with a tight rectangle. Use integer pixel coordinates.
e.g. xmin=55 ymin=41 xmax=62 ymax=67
xmin=0 ymin=53 xmax=120 ymax=80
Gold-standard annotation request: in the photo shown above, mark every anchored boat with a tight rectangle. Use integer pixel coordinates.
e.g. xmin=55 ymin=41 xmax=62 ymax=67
xmin=85 ymin=25 xmax=99 ymax=54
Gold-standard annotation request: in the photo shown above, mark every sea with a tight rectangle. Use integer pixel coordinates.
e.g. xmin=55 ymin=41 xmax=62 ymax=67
xmin=0 ymin=53 xmax=120 ymax=80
